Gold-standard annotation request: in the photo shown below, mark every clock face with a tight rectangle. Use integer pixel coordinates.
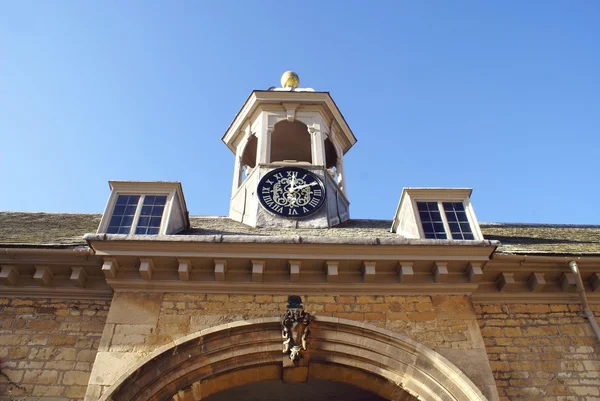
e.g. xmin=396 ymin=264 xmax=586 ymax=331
xmin=257 ymin=167 xmax=326 ymax=218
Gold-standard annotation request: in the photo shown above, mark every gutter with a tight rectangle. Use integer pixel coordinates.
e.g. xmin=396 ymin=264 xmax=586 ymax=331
xmin=83 ymin=233 xmax=500 ymax=247
xmin=2 ymin=247 xmax=94 ymax=257
xmin=569 ymin=260 xmax=600 ymax=342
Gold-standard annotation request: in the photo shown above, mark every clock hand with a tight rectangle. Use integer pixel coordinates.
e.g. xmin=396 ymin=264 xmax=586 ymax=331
xmin=293 ymin=182 xmax=318 ymax=191
xmin=288 ymin=173 xmax=297 ymax=193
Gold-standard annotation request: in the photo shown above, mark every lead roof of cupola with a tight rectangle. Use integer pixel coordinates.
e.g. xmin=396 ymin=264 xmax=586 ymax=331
xmin=0 ymin=212 xmax=599 ymax=255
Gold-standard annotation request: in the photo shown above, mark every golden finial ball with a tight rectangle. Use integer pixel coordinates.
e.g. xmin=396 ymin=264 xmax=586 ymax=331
xmin=281 ymin=71 xmax=300 ymax=88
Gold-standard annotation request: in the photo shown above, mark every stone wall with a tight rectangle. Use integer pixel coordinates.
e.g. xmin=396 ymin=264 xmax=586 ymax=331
xmin=87 ymin=293 xmax=498 ymax=401
xmin=0 ymin=297 xmax=110 ymax=400
xmin=476 ymin=303 xmax=600 ymax=401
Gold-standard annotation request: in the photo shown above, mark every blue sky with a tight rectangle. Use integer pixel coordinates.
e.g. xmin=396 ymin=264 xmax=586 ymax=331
xmin=1 ymin=1 xmax=599 ymax=224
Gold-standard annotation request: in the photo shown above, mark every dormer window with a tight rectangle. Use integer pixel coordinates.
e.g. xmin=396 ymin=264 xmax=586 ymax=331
xmin=391 ymin=188 xmax=483 ymax=241
xmin=99 ymin=181 xmax=189 ymax=236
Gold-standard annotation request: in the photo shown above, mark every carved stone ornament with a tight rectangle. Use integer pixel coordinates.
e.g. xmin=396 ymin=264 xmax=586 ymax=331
xmin=281 ymin=296 xmax=311 ymax=363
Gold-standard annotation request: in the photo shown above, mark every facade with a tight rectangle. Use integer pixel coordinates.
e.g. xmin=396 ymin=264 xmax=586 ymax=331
xmin=1 ymin=72 xmax=600 ymax=401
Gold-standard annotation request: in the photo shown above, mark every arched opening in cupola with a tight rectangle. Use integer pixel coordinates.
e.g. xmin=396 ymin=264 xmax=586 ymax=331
xmin=240 ymin=134 xmax=257 ymax=181
xmin=324 ymin=137 xmax=342 ymax=186
xmin=270 ymin=120 xmax=312 ymax=164
xmin=324 ymin=137 xmax=338 ymax=169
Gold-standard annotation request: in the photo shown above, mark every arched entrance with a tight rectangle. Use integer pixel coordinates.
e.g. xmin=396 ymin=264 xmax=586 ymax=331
xmin=99 ymin=317 xmax=488 ymax=401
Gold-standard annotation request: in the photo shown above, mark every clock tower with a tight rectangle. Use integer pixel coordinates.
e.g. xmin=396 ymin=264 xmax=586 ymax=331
xmin=223 ymin=72 xmax=356 ymax=228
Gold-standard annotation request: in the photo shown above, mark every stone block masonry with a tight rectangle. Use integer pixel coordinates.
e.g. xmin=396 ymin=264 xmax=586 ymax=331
xmin=0 ymin=297 xmax=110 ymax=400
xmin=87 ymin=293 xmax=498 ymax=401
xmin=476 ymin=303 xmax=600 ymax=401
xmin=156 ymin=294 xmax=484 ymax=352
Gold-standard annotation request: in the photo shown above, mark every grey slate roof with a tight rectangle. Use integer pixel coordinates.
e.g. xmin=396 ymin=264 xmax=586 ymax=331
xmin=0 ymin=212 xmax=599 ymax=255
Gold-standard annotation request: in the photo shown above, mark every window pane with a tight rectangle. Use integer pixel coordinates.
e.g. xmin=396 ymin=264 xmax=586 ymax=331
xmin=417 ymin=202 xmax=428 ymax=212
xmin=429 ymin=211 xmax=441 ymax=221
xmin=147 ymin=227 xmax=159 ymax=235
xmin=116 ymin=195 xmax=128 ymax=205
xmin=154 ymin=196 xmax=167 ymax=206
xmin=453 ymin=202 xmax=465 ymax=211
xmin=144 ymin=195 xmax=156 ymax=205
xmin=152 ymin=206 xmax=164 ymax=216
xmin=445 ymin=211 xmax=458 ymax=222
xmin=422 ymin=222 xmax=434 ymax=233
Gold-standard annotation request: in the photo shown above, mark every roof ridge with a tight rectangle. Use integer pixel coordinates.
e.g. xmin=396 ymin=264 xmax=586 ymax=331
xmin=0 ymin=211 xmax=102 ymax=215
xmin=0 ymin=212 xmax=599 ymax=228
xmin=480 ymin=222 xmax=600 ymax=229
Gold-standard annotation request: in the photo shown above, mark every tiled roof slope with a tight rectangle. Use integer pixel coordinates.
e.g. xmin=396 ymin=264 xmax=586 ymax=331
xmin=0 ymin=212 xmax=101 ymax=247
xmin=0 ymin=212 xmax=599 ymax=255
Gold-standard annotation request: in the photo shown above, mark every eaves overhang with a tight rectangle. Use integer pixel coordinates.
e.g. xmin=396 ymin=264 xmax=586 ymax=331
xmin=84 ymin=235 xmax=497 ymax=297
xmin=0 ymin=246 xmax=112 ymax=300
xmin=221 ymin=90 xmax=357 ymax=154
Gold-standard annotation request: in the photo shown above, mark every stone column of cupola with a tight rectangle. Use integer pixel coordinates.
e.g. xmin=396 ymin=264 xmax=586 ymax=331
xmin=231 ymin=154 xmax=242 ymax=195
xmin=255 ymin=116 xmax=272 ymax=165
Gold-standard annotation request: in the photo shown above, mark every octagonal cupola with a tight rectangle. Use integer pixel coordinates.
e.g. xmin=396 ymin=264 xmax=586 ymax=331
xmin=223 ymin=72 xmax=356 ymax=228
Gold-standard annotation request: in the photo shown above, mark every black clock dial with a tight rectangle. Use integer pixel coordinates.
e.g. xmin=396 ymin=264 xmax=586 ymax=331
xmin=257 ymin=167 xmax=326 ymax=218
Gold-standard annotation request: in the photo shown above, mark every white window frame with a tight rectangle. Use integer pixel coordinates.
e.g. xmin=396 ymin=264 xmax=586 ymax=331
xmin=99 ymin=189 xmax=176 ymax=235
xmin=411 ymin=195 xmax=483 ymax=241
xmin=413 ymin=199 xmax=478 ymax=240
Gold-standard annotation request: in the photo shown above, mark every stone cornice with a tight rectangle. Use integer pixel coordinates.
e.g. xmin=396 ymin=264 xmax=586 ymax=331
xmin=0 ymin=246 xmax=112 ymax=300
xmin=2 ymin=244 xmax=600 ymax=304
